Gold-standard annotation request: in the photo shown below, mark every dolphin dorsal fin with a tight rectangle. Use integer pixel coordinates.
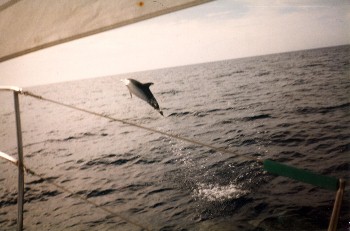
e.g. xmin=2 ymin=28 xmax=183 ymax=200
xmin=144 ymin=82 xmax=154 ymax=88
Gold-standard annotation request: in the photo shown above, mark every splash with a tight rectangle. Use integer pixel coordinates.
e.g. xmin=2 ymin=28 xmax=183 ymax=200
xmin=193 ymin=183 xmax=249 ymax=202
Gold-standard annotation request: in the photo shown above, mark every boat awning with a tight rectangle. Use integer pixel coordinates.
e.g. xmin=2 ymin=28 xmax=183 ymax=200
xmin=0 ymin=0 xmax=211 ymax=62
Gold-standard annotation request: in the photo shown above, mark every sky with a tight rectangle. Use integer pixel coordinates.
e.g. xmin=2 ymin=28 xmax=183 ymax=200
xmin=0 ymin=0 xmax=349 ymax=87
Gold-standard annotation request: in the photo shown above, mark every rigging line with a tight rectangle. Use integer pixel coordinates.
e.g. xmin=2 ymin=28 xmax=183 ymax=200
xmin=22 ymin=90 xmax=262 ymax=163
xmin=23 ymin=164 xmax=151 ymax=231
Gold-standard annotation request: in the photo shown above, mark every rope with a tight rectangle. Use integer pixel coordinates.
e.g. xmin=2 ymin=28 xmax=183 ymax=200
xmin=22 ymin=90 xmax=261 ymax=163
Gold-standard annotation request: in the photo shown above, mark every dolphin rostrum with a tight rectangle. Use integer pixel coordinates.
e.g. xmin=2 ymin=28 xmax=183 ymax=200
xmin=121 ymin=78 xmax=163 ymax=116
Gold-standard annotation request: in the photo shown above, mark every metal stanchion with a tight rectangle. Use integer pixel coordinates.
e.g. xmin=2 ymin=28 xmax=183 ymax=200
xmin=14 ymin=90 xmax=24 ymax=231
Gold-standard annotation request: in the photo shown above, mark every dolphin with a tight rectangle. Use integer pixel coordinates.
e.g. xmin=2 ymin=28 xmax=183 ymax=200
xmin=121 ymin=78 xmax=163 ymax=116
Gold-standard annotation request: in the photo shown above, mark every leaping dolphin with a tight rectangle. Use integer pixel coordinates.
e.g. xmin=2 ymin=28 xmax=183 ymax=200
xmin=121 ymin=78 xmax=163 ymax=116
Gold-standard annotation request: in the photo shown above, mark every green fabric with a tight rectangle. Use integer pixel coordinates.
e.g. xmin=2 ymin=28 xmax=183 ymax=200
xmin=263 ymin=159 xmax=339 ymax=191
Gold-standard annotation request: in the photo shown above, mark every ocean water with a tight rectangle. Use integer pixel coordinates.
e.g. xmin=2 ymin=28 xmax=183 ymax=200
xmin=1 ymin=45 xmax=349 ymax=230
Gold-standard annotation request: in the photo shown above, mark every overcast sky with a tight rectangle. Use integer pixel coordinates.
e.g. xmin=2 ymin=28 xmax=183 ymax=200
xmin=0 ymin=0 xmax=349 ymax=87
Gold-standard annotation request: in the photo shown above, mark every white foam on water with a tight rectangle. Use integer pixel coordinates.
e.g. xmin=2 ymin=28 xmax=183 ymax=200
xmin=193 ymin=183 xmax=249 ymax=202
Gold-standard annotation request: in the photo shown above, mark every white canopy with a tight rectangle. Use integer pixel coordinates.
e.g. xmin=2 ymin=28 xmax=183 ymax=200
xmin=0 ymin=0 xmax=210 ymax=62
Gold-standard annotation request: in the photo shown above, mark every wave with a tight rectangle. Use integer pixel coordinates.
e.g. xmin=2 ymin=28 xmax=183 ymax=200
xmin=296 ymin=102 xmax=350 ymax=115
xmin=167 ymin=111 xmax=191 ymax=117
xmin=255 ymin=71 xmax=270 ymax=77
xmin=168 ymin=107 xmax=237 ymax=118
xmin=216 ymin=70 xmax=244 ymax=79
xmin=160 ymin=90 xmax=182 ymax=95
xmin=301 ymin=63 xmax=325 ymax=68
xmin=145 ymin=187 xmax=174 ymax=197
xmin=78 ymin=189 xmax=117 ymax=198
xmin=23 ymin=131 xmax=107 ymax=149
xmin=80 ymin=153 xmax=138 ymax=170
xmin=242 ymin=114 xmax=272 ymax=121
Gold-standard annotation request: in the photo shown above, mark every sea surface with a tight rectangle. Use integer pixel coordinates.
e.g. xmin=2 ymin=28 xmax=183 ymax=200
xmin=1 ymin=45 xmax=349 ymax=230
